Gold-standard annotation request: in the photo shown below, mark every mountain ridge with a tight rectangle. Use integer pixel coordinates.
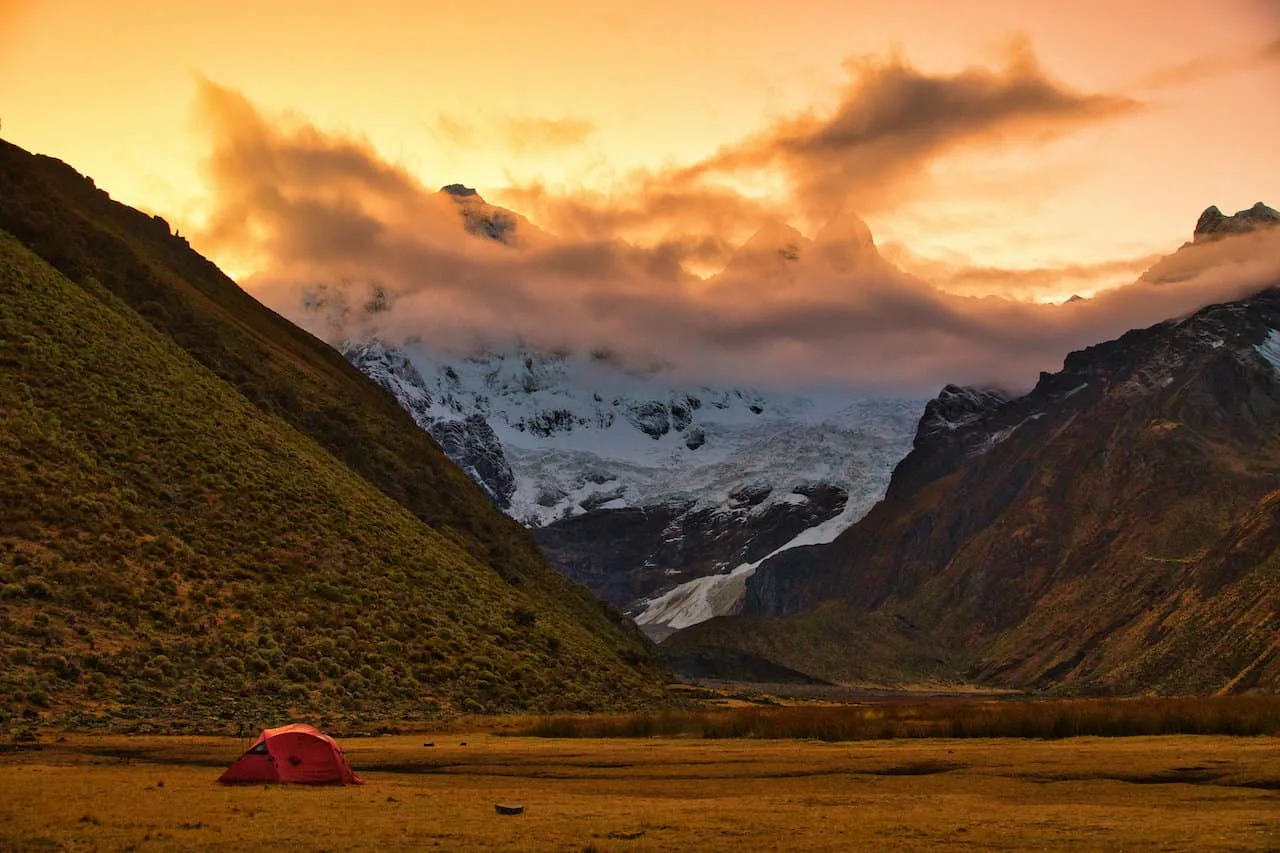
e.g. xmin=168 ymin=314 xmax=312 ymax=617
xmin=671 ymin=281 xmax=1280 ymax=693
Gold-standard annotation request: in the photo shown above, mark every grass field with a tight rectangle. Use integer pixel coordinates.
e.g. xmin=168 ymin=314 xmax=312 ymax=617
xmin=2 ymin=731 xmax=1277 ymax=851
xmin=512 ymin=695 xmax=1280 ymax=740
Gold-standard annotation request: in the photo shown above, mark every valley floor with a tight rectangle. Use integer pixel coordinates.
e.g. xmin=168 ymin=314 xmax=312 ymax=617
xmin=1 ymin=733 xmax=1277 ymax=851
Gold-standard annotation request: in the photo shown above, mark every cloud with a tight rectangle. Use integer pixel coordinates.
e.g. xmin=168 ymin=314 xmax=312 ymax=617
xmin=430 ymin=112 xmax=596 ymax=154
xmin=495 ymin=40 xmax=1138 ymax=246
xmin=497 ymin=178 xmax=777 ymax=249
xmin=681 ymin=38 xmax=1138 ymax=221
xmin=887 ymin=249 xmax=1166 ymax=301
xmin=1138 ymin=35 xmax=1280 ymax=89
xmin=191 ymin=77 xmax=1279 ymax=395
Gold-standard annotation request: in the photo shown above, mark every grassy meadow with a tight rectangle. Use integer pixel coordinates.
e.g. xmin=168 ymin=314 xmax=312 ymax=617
xmin=2 ymin=719 xmax=1278 ymax=851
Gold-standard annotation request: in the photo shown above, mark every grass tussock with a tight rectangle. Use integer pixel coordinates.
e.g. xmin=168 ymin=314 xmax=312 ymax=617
xmin=512 ymin=695 xmax=1280 ymax=741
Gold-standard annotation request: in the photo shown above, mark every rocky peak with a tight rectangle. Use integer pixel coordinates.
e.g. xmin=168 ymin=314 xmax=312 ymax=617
xmin=438 ymin=183 xmax=520 ymax=246
xmin=440 ymin=183 xmax=480 ymax=198
xmin=914 ymin=384 xmax=1012 ymax=446
xmin=1193 ymin=201 xmax=1280 ymax=243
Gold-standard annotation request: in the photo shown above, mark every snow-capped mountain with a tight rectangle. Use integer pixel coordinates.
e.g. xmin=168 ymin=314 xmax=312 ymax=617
xmin=342 ymin=339 xmax=922 ymax=637
xmin=328 ymin=186 xmax=930 ymax=637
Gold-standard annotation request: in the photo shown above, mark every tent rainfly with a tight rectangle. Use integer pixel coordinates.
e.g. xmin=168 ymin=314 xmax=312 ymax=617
xmin=217 ymin=724 xmax=363 ymax=785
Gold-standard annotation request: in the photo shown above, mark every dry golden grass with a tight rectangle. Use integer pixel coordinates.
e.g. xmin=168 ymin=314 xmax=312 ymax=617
xmin=1 ymin=732 xmax=1277 ymax=851
xmin=511 ymin=695 xmax=1280 ymax=740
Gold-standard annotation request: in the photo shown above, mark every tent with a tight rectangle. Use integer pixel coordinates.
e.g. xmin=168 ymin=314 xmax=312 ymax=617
xmin=217 ymin=724 xmax=363 ymax=785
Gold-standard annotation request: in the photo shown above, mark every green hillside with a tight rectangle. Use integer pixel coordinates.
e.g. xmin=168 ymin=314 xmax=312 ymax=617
xmin=0 ymin=142 xmax=667 ymax=731
xmin=0 ymin=139 xmax=600 ymax=606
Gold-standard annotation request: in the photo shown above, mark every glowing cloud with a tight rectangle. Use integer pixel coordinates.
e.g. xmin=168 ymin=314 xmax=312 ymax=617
xmin=192 ymin=71 xmax=1280 ymax=394
xmin=500 ymin=41 xmax=1139 ymax=245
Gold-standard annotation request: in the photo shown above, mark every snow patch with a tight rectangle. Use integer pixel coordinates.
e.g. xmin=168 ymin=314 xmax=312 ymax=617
xmin=972 ymin=412 xmax=1044 ymax=456
xmin=633 ymin=485 xmax=875 ymax=636
xmin=633 ymin=563 xmax=756 ymax=633
xmin=1256 ymin=329 xmax=1280 ymax=373
xmin=1062 ymin=382 xmax=1088 ymax=399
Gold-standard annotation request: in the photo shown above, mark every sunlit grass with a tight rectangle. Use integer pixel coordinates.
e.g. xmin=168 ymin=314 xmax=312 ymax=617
xmin=2 ymin=731 xmax=1277 ymax=851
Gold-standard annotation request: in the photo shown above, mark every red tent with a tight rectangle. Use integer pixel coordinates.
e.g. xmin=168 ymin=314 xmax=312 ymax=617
xmin=217 ymin=724 xmax=363 ymax=786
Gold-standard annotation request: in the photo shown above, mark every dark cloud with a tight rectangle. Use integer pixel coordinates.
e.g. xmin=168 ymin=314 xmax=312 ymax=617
xmin=192 ymin=78 xmax=1279 ymax=395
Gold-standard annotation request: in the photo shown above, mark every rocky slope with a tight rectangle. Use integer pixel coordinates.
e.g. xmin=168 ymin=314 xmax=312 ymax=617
xmin=673 ymin=271 xmax=1280 ymax=693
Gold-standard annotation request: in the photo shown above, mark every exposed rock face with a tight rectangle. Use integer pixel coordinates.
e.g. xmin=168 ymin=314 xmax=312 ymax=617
xmin=915 ymin=385 xmax=1012 ymax=443
xmin=427 ymin=415 xmax=517 ymax=507
xmin=437 ymin=184 xmax=539 ymax=247
xmin=623 ymin=401 xmax=671 ymax=439
xmin=1194 ymin=202 xmax=1280 ymax=242
xmin=1144 ymin=201 xmax=1280 ymax=284
xmin=878 ymin=384 xmax=1014 ymax=504
xmin=683 ymin=284 xmax=1280 ymax=695
xmin=342 ymin=339 xmax=519 ymax=507
xmin=533 ymin=484 xmax=848 ymax=610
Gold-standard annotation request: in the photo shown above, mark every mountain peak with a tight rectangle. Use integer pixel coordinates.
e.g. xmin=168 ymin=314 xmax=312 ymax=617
xmin=814 ymin=212 xmax=874 ymax=250
xmin=914 ymin=384 xmax=1012 ymax=446
xmin=813 ymin=212 xmax=882 ymax=273
xmin=440 ymin=183 xmax=481 ymax=199
xmin=1193 ymin=201 xmax=1280 ymax=242
xmin=743 ymin=220 xmax=806 ymax=254
xmin=717 ymin=220 xmax=809 ymax=278
xmin=438 ymin=184 xmax=525 ymax=246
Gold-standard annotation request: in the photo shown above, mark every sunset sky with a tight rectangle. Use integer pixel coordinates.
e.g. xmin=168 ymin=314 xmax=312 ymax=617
xmin=3 ymin=0 xmax=1279 ymax=389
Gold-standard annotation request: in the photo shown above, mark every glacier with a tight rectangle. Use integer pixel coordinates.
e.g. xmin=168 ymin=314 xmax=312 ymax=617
xmin=343 ymin=338 xmax=922 ymax=635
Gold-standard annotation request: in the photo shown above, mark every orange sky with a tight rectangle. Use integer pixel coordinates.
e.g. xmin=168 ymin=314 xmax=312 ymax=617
xmin=3 ymin=0 xmax=1277 ymax=280
xmin=2 ymin=0 xmax=1280 ymax=389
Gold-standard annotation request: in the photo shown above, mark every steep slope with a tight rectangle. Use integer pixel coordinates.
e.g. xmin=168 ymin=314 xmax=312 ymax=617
xmin=676 ymin=282 xmax=1280 ymax=694
xmin=0 ymin=141 xmax=532 ymax=590
xmin=0 ymin=142 xmax=666 ymax=727
xmin=0 ymin=233 xmax=663 ymax=727
xmin=0 ymin=139 xmax=652 ymax=662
